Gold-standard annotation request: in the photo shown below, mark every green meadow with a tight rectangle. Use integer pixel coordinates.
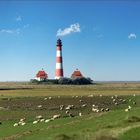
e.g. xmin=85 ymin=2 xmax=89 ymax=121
xmin=0 ymin=82 xmax=140 ymax=140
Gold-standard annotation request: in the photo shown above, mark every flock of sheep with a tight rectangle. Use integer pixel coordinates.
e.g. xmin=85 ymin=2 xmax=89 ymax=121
xmin=10 ymin=94 xmax=137 ymax=127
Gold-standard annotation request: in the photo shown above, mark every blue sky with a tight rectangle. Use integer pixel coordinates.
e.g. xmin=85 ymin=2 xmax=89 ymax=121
xmin=0 ymin=0 xmax=140 ymax=81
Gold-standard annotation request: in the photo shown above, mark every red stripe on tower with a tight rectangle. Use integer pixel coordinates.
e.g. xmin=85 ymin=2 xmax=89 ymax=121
xmin=55 ymin=39 xmax=64 ymax=79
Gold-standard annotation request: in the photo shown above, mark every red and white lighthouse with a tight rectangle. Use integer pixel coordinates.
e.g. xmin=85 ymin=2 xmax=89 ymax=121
xmin=55 ymin=39 xmax=64 ymax=79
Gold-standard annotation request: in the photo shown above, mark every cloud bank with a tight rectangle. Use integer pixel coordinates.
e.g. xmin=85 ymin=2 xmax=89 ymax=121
xmin=128 ymin=33 xmax=137 ymax=39
xmin=56 ymin=23 xmax=80 ymax=37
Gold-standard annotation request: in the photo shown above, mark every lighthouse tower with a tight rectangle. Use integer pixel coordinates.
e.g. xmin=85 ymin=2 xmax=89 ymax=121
xmin=55 ymin=39 xmax=64 ymax=79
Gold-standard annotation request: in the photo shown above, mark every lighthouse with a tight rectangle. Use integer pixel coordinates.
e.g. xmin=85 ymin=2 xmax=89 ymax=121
xmin=55 ymin=39 xmax=64 ymax=79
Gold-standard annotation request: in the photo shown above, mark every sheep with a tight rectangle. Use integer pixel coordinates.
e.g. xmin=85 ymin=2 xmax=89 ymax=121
xmin=128 ymin=105 xmax=132 ymax=109
xmin=37 ymin=105 xmax=42 ymax=108
xmin=49 ymin=97 xmax=52 ymax=100
xmin=18 ymin=121 xmax=23 ymax=125
xmin=44 ymin=97 xmax=48 ymax=100
xmin=40 ymin=119 xmax=45 ymax=122
xmin=119 ymin=98 xmax=123 ymax=102
xmin=0 ymin=107 xmax=5 ymax=110
xmin=21 ymin=122 xmax=26 ymax=126
xmin=20 ymin=118 xmax=26 ymax=122
xmin=125 ymin=108 xmax=130 ymax=112
xmin=36 ymin=115 xmax=43 ymax=119
xmin=111 ymin=96 xmax=114 ymax=99
xmin=13 ymin=123 xmax=19 ymax=127
xmin=33 ymin=120 xmax=39 ymax=124
xmin=66 ymin=110 xmax=69 ymax=114
xmin=79 ymin=100 xmax=83 ymax=103
xmin=129 ymin=99 xmax=132 ymax=102
xmin=73 ymin=95 xmax=75 ymax=98
xmin=88 ymin=94 xmax=93 ymax=97
xmin=105 ymin=108 xmax=110 ymax=112
xmin=45 ymin=119 xmax=51 ymax=123
xmin=133 ymin=94 xmax=136 ymax=97
xmin=81 ymin=104 xmax=87 ymax=108
xmin=115 ymin=102 xmax=118 ymax=106
xmin=68 ymin=113 xmax=74 ymax=118
xmin=92 ymin=108 xmax=99 ymax=113
xmin=101 ymin=108 xmax=105 ymax=112
xmin=113 ymin=99 xmax=116 ymax=102
xmin=65 ymin=105 xmax=74 ymax=110
xmin=60 ymin=105 xmax=64 ymax=110
xmin=133 ymin=101 xmax=136 ymax=105
xmin=122 ymin=99 xmax=126 ymax=103
xmin=52 ymin=114 xmax=61 ymax=120
xmin=79 ymin=112 xmax=82 ymax=116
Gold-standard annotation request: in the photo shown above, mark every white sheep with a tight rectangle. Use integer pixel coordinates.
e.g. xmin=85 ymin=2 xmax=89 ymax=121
xmin=60 ymin=105 xmax=64 ymax=110
xmin=79 ymin=100 xmax=83 ymax=103
xmin=101 ymin=108 xmax=104 ymax=112
xmin=88 ymin=94 xmax=93 ymax=97
xmin=133 ymin=101 xmax=136 ymax=105
xmin=53 ymin=114 xmax=61 ymax=120
xmin=81 ymin=104 xmax=87 ymax=107
xmin=33 ymin=120 xmax=39 ymax=124
xmin=40 ymin=119 xmax=45 ymax=122
xmin=128 ymin=105 xmax=132 ymax=109
xmin=79 ymin=112 xmax=82 ymax=116
xmin=20 ymin=118 xmax=26 ymax=122
xmin=13 ymin=123 xmax=19 ymax=127
xmin=49 ymin=97 xmax=52 ymax=100
xmin=113 ymin=99 xmax=116 ymax=102
xmin=133 ymin=94 xmax=136 ymax=97
xmin=68 ymin=113 xmax=74 ymax=117
xmin=125 ymin=108 xmax=129 ymax=112
xmin=66 ymin=110 xmax=69 ymax=114
xmin=65 ymin=105 xmax=74 ymax=110
xmin=36 ymin=115 xmax=43 ymax=119
xmin=21 ymin=122 xmax=26 ymax=126
xmin=115 ymin=102 xmax=118 ymax=106
xmin=105 ymin=108 xmax=110 ymax=112
xmin=45 ymin=119 xmax=50 ymax=123
xmin=37 ymin=105 xmax=42 ymax=108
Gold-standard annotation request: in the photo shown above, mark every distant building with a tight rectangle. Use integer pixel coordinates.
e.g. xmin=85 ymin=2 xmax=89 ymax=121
xmin=35 ymin=69 xmax=48 ymax=81
xmin=71 ymin=69 xmax=83 ymax=79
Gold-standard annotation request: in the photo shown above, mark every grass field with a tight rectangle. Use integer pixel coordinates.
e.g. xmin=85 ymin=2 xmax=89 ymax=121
xmin=0 ymin=82 xmax=140 ymax=140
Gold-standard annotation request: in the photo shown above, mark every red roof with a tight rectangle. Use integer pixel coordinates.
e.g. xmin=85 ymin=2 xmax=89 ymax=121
xmin=71 ymin=69 xmax=83 ymax=79
xmin=36 ymin=70 xmax=48 ymax=79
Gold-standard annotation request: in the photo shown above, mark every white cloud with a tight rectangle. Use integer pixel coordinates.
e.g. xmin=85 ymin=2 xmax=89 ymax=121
xmin=56 ymin=23 xmax=80 ymax=37
xmin=0 ymin=28 xmax=21 ymax=34
xmin=0 ymin=29 xmax=14 ymax=34
xmin=128 ymin=33 xmax=137 ymax=39
xmin=16 ymin=16 xmax=22 ymax=22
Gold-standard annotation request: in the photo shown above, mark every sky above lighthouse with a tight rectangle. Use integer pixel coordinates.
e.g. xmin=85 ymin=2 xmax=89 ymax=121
xmin=0 ymin=0 xmax=140 ymax=81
